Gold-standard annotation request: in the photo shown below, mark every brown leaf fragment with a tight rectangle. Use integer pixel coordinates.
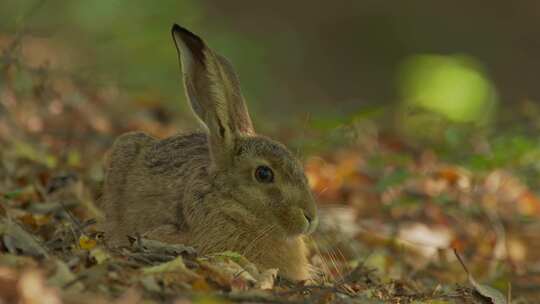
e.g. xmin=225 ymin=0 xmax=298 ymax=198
xmin=0 ymin=267 xmax=19 ymax=303
xmin=255 ymin=268 xmax=278 ymax=290
xmin=198 ymin=260 xmax=235 ymax=288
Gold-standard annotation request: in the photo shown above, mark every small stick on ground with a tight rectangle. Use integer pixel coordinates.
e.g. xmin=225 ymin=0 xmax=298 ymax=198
xmin=453 ymin=248 xmax=470 ymax=276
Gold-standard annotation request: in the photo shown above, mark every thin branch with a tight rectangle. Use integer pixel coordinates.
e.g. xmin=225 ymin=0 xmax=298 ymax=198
xmin=453 ymin=248 xmax=470 ymax=276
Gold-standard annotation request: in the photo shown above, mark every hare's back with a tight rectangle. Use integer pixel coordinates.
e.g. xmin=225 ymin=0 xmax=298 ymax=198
xmin=101 ymin=131 xmax=210 ymax=246
xmin=143 ymin=132 xmax=210 ymax=177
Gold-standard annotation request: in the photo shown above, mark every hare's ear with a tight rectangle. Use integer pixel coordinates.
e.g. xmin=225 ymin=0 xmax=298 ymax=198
xmin=171 ymin=24 xmax=254 ymax=166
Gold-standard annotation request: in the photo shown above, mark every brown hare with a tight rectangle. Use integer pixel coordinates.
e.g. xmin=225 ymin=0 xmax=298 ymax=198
xmin=99 ymin=24 xmax=318 ymax=281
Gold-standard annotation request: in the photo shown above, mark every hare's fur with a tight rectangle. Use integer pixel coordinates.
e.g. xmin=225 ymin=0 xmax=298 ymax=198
xmin=100 ymin=25 xmax=317 ymax=281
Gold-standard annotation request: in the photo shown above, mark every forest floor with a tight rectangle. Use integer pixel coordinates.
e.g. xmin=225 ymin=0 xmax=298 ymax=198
xmin=1 ymin=34 xmax=539 ymax=304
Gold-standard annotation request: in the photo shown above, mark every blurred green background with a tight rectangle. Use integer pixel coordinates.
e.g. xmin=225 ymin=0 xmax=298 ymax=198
xmin=1 ymin=0 xmax=540 ymax=153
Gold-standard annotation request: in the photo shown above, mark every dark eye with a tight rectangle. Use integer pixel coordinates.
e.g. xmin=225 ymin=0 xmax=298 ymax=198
xmin=254 ymin=165 xmax=274 ymax=183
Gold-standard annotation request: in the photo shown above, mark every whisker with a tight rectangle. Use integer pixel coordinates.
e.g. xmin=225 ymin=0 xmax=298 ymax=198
xmin=318 ymin=187 xmax=329 ymax=195
xmin=327 ymin=245 xmax=344 ymax=282
xmin=242 ymin=224 xmax=277 ymax=257
xmin=309 ymin=235 xmax=333 ymax=284
xmin=306 ymin=236 xmax=323 ymax=281
xmin=242 ymin=225 xmax=273 ymax=256
xmin=317 ymin=233 xmax=347 ymax=282
xmin=333 ymin=242 xmax=351 ymax=274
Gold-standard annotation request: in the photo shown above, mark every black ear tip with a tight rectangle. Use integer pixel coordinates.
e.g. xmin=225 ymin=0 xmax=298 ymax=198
xmin=170 ymin=23 xmax=206 ymax=64
xmin=171 ymin=23 xmax=197 ymax=39
xmin=171 ymin=23 xmax=204 ymax=44
xmin=171 ymin=23 xmax=183 ymax=34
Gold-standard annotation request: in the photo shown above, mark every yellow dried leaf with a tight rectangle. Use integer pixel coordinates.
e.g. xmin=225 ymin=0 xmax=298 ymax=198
xmin=79 ymin=235 xmax=97 ymax=250
xmin=191 ymin=277 xmax=211 ymax=292
xmin=34 ymin=215 xmax=51 ymax=226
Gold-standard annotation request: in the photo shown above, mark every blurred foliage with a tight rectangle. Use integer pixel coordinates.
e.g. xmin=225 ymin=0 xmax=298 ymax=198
xmin=398 ymin=54 xmax=497 ymax=123
xmin=0 ymin=0 xmax=270 ymax=114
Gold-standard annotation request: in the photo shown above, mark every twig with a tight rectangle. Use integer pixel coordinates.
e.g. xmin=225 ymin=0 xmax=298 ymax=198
xmin=59 ymin=201 xmax=84 ymax=235
xmin=453 ymin=248 xmax=470 ymax=276
xmin=485 ymin=209 xmax=508 ymax=279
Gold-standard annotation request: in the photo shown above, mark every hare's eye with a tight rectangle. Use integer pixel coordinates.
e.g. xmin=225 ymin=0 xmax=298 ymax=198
xmin=254 ymin=166 xmax=274 ymax=183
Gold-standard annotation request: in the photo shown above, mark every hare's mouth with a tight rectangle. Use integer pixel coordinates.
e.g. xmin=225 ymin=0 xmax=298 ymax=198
xmin=275 ymin=207 xmax=313 ymax=237
xmin=306 ymin=216 xmax=318 ymax=234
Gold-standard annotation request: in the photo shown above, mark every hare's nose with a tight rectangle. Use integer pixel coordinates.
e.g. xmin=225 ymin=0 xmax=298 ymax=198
xmin=303 ymin=210 xmax=318 ymax=234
